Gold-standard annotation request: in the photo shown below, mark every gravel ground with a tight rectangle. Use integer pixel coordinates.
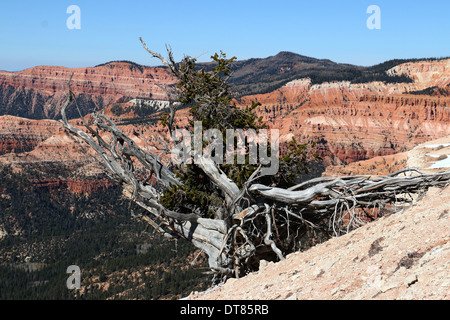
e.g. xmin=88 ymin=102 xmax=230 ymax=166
xmin=189 ymin=186 xmax=450 ymax=300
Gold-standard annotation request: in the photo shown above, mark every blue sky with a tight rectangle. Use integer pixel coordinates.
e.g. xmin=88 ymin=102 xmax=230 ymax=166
xmin=0 ymin=0 xmax=449 ymax=71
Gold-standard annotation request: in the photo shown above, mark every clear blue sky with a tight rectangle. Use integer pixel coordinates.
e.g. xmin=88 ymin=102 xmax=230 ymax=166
xmin=1 ymin=0 xmax=449 ymax=71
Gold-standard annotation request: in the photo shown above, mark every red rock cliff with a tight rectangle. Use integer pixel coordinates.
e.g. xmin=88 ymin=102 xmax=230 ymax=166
xmin=236 ymin=59 xmax=450 ymax=164
xmin=0 ymin=115 xmax=64 ymax=154
xmin=1 ymin=59 xmax=450 ymax=174
xmin=0 ymin=62 xmax=177 ymax=119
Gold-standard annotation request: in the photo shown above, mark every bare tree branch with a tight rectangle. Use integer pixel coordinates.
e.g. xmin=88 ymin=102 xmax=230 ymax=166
xmin=60 ymin=43 xmax=450 ymax=282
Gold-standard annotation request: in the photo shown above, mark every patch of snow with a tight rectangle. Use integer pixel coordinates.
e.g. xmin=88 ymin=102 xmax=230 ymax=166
xmin=429 ymin=157 xmax=450 ymax=169
xmin=421 ymin=143 xmax=450 ymax=149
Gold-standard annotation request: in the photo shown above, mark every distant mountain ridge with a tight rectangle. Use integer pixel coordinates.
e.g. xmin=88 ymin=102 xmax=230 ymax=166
xmin=94 ymin=51 xmax=449 ymax=97
xmin=0 ymin=51 xmax=449 ymax=120
xmin=212 ymin=52 xmax=450 ymax=96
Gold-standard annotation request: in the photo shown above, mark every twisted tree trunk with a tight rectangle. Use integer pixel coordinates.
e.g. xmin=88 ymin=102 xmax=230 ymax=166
xmin=59 ymin=45 xmax=450 ymax=281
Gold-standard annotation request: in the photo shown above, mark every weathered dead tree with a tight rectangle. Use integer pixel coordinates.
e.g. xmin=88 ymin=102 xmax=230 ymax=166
xmin=60 ymin=42 xmax=450 ymax=282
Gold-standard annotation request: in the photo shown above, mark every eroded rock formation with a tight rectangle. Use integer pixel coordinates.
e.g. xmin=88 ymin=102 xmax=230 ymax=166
xmin=0 ymin=62 xmax=176 ymax=119
xmin=1 ymin=58 xmax=449 ymax=193
xmin=236 ymin=59 xmax=450 ymax=164
xmin=0 ymin=115 xmax=64 ymax=154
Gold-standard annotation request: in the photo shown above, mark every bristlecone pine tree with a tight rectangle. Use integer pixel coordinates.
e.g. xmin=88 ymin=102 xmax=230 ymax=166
xmin=60 ymin=38 xmax=450 ymax=282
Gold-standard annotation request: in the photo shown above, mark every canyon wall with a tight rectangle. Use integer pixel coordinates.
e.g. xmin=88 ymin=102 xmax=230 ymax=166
xmin=0 ymin=62 xmax=176 ymax=119
xmin=0 ymin=115 xmax=64 ymax=154
xmin=236 ymin=59 xmax=450 ymax=164
xmin=0 ymin=115 xmax=113 ymax=194
xmin=0 ymin=58 xmax=449 ymax=186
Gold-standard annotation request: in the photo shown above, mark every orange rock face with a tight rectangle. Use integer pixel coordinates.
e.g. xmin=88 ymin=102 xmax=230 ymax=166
xmin=0 ymin=62 xmax=177 ymax=119
xmin=31 ymin=178 xmax=114 ymax=194
xmin=0 ymin=115 xmax=64 ymax=154
xmin=236 ymin=59 xmax=450 ymax=164
xmin=1 ymin=58 xmax=450 ymax=187
xmin=322 ymin=152 xmax=408 ymax=177
xmin=0 ymin=115 xmax=116 ymax=194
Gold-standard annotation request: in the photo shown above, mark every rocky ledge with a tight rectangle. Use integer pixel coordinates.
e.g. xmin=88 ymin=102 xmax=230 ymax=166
xmin=189 ymin=184 xmax=450 ymax=300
